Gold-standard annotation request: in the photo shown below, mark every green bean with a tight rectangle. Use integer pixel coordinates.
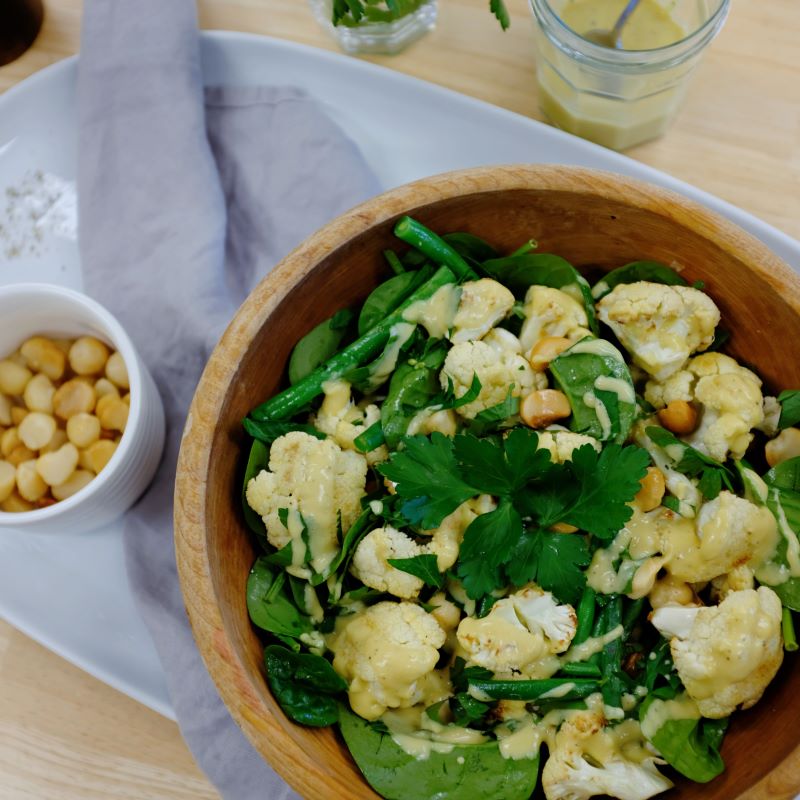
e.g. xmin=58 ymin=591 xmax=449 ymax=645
xmin=510 ymin=239 xmax=537 ymax=257
xmin=353 ymin=421 xmax=385 ymax=453
xmin=560 ymin=662 xmax=602 ymax=678
xmin=783 ymin=607 xmax=798 ymax=652
xmin=600 ymin=596 xmax=624 ymax=708
xmin=384 ymin=249 xmax=406 ymax=275
xmin=394 ymin=216 xmax=479 ymax=282
xmin=250 ymin=266 xmax=457 ymax=421
xmin=622 ymin=597 xmax=646 ymax=637
xmin=574 ymin=586 xmax=596 ymax=646
xmin=469 ymin=678 xmax=600 ymax=701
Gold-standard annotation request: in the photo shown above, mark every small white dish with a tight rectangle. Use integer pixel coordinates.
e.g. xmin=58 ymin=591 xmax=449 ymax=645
xmin=0 ymin=283 xmax=165 ymax=534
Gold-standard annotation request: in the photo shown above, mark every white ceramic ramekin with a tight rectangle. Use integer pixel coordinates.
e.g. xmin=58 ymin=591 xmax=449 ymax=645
xmin=0 ymin=283 xmax=165 ymax=534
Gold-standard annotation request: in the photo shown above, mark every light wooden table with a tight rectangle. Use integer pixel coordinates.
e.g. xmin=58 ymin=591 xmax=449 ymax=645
xmin=1 ymin=1 xmax=799 ymax=798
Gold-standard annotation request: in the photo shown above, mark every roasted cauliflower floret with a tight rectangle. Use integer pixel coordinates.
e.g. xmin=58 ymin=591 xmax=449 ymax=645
xmin=542 ymin=712 xmax=673 ymax=800
xmin=457 ymin=584 xmax=577 ymax=673
xmin=422 ymin=494 xmax=496 ymax=571
xmin=537 ymin=430 xmax=601 ymax=463
xmin=406 ymin=408 xmax=458 ymax=437
xmin=483 ymin=327 xmax=524 ymax=355
xmin=330 ymin=601 xmax=446 ymax=720
xmin=350 ymin=527 xmax=427 ymax=599
xmin=440 ymin=340 xmax=545 ymax=420
xmin=667 ymin=491 xmax=778 ymax=583
xmin=644 ymin=352 xmax=764 ymax=461
xmin=519 ymin=286 xmax=592 ymax=354
xmin=312 ymin=379 xmax=387 ymax=464
xmin=245 ymin=431 xmax=367 ymax=576
xmin=651 ymin=587 xmax=784 ymax=718
xmin=596 ymin=282 xmax=720 ymax=381
xmin=450 ymin=278 xmax=515 ymax=343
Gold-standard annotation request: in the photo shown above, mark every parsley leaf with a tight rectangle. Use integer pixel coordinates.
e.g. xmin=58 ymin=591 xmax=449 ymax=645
xmin=377 ymin=433 xmax=477 ymax=529
xmin=645 ymin=426 xmax=735 ymax=501
xmin=466 ymin=387 xmax=520 ymax=436
xmin=778 ymin=390 xmax=800 ymax=430
xmin=387 ymin=554 xmax=444 ymax=588
xmin=520 ymin=444 xmax=649 ymax=539
xmin=507 ymin=530 xmax=589 ymax=605
xmin=457 ymin=499 xmax=522 ymax=598
xmin=490 ymin=0 xmax=510 ymax=30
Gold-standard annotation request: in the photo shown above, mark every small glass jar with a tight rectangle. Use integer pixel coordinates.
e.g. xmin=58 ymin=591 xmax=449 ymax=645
xmin=309 ymin=0 xmax=438 ymax=55
xmin=529 ymin=0 xmax=730 ymax=150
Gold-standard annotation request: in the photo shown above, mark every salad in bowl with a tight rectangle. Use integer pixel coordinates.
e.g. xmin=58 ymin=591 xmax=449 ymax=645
xmin=238 ymin=215 xmax=799 ymax=800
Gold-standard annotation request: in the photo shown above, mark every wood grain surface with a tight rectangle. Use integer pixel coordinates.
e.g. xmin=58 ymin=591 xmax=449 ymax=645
xmin=175 ymin=165 xmax=800 ymax=800
xmin=1 ymin=0 xmax=799 ymax=798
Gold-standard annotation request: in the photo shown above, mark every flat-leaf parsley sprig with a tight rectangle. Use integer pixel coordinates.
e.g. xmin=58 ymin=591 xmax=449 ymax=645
xmin=377 ymin=429 xmax=649 ymax=602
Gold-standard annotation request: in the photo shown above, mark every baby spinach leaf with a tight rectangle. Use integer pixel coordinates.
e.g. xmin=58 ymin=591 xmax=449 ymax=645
xmin=765 ymin=456 xmax=800 ymax=492
xmin=338 ymin=706 xmax=540 ymax=800
xmin=756 ymin=478 xmax=800 ymax=610
xmin=243 ymin=417 xmax=326 ymax=444
xmin=645 ymin=426 xmax=735 ymax=500
xmin=288 ymin=308 xmax=354 ymax=385
xmin=778 ymin=390 xmax=800 ymax=430
xmin=640 ymin=695 xmax=728 ymax=783
xmin=592 ymin=260 xmax=687 ymax=300
xmin=358 ymin=271 xmax=420 ymax=335
xmin=380 ymin=346 xmax=448 ymax=448
xmin=264 ymin=645 xmax=346 ymax=727
xmin=481 ymin=252 xmax=597 ymax=334
xmin=246 ymin=558 xmax=313 ymax=639
xmin=387 ymin=553 xmax=444 ymax=588
xmin=549 ymin=338 xmax=636 ymax=443
xmin=442 ymin=232 xmax=499 ymax=263
xmin=242 ymin=439 xmax=269 ymax=549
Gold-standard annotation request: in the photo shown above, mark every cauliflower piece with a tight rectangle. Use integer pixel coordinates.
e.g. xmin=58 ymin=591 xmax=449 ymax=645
xmin=312 ymin=379 xmax=388 ymax=465
xmin=440 ymin=340 xmax=545 ymax=420
xmin=457 ymin=584 xmax=576 ymax=672
xmin=422 ymin=494 xmax=496 ymax=571
xmin=757 ymin=396 xmax=781 ymax=437
xmin=483 ymin=327 xmax=524 ymax=355
xmin=350 ymin=527 xmax=428 ymax=599
xmin=710 ymin=564 xmax=755 ymax=603
xmin=650 ymin=587 xmax=784 ymax=718
xmin=329 ymin=601 xmax=446 ymax=720
xmin=406 ymin=408 xmax=458 ymax=438
xmin=450 ymin=279 xmax=515 ymax=344
xmin=644 ymin=352 xmax=763 ymax=461
xmin=668 ymin=491 xmax=778 ymax=583
xmin=519 ymin=286 xmax=592 ymax=354
xmin=596 ymin=282 xmax=719 ymax=381
xmin=245 ymin=431 xmax=367 ymax=575
xmin=542 ymin=712 xmax=673 ymax=800
xmin=537 ymin=431 xmax=601 ymax=463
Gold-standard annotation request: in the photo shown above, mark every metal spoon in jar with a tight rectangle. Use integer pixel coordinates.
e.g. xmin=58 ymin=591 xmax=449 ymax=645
xmin=583 ymin=0 xmax=642 ymax=49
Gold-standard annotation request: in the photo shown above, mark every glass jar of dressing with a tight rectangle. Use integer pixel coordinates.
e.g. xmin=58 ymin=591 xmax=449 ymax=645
xmin=529 ymin=0 xmax=730 ymax=150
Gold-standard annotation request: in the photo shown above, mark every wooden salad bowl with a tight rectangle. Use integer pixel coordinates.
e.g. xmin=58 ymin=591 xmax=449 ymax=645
xmin=174 ymin=165 xmax=800 ymax=800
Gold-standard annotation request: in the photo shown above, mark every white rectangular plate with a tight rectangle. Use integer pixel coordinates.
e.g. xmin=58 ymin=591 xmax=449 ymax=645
xmin=1 ymin=31 xmax=798 ymax=719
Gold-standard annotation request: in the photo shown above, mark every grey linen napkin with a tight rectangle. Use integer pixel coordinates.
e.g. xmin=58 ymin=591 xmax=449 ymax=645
xmin=77 ymin=1 xmax=380 ymax=797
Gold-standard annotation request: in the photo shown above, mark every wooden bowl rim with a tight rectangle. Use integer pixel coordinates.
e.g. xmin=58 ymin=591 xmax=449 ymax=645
xmin=174 ymin=164 xmax=800 ymax=800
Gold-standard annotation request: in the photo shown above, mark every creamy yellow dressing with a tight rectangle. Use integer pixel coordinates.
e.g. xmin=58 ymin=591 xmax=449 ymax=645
xmin=640 ymin=692 xmax=700 ymax=740
xmin=569 ymin=337 xmax=625 ymax=360
xmin=367 ymin=322 xmax=416 ymax=388
xmin=402 ymin=283 xmax=461 ymax=339
xmin=561 ymin=624 xmax=624 ymax=664
xmin=594 ymin=374 xmax=635 ymax=405
xmin=303 ymin=583 xmax=325 ymax=624
xmin=772 ymin=489 xmax=800 ymax=578
xmin=583 ymin=391 xmax=612 ymax=439
xmin=382 ymin=707 xmax=487 ymax=760
xmin=562 ymin=0 xmax=685 ymax=50
xmin=497 ymin=717 xmax=543 ymax=760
